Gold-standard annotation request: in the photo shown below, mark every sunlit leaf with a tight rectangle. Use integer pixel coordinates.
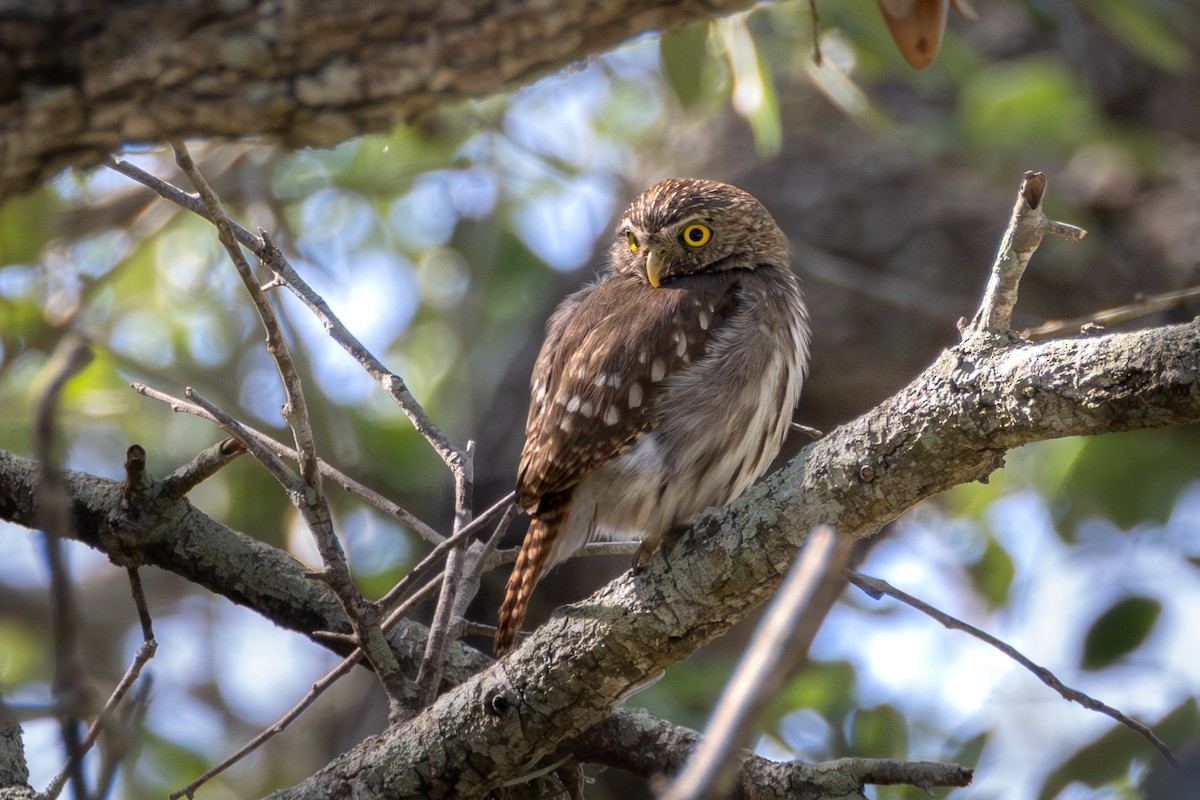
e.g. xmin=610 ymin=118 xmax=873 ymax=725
xmin=960 ymin=56 xmax=1102 ymax=158
xmin=660 ymin=22 xmax=712 ymax=109
xmin=1090 ymin=0 xmax=1192 ymax=73
xmin=1038 ymin=699 xmax=1198 ymax=800
xmin=967 ymin=534 xmax=1014 ymax=608
xmin=849 ymin=703 xmax=908 ymax=759
xmin=1061 ymin=425 xmax=1200 ymax=530
xmin=1081 ymin=595 xmax=1161 ymax=671
xmin=717 ymin=15 xmax=782 ymax=156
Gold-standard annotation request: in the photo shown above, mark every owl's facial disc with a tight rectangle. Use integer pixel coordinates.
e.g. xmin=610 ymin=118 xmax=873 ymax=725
xmin=629 ymin=216 xmax=716 ymax=288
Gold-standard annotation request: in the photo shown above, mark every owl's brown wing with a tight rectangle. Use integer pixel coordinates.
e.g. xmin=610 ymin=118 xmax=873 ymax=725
xmin=516 ymin=270 xmax=741 ymax=511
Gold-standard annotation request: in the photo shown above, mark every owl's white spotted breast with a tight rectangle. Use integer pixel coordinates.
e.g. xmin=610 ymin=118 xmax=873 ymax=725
xmin=538 ymin=263 xmax=809 ymax=569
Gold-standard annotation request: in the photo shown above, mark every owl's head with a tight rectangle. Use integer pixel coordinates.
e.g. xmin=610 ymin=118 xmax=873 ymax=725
xmin=612 ymin=178 xmax=789 ymax=287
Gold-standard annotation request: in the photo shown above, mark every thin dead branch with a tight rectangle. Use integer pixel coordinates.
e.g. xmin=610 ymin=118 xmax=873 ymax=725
xmin=33 ymin=335 xmax=94 ymax=800
xmin=966 ymin=170 xmax=1087 ymax=335
xmin=160 ymin=438 xmax=247 ymax=500
xmin=664 ymin=527 xmax=852 ymax=800
xmin=1022 ymin=283 xmax=1200 ymax=339
xmin=131 ymin=382 xmax=444 ymax=545
xmin=847 ymin=571 xmax=1181 ymax=769
xmin=416 ymin=441 xmax=476 ymax=707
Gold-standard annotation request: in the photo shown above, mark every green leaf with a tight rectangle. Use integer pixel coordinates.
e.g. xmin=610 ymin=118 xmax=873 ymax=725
xmin=770 ymin=659 xmax=858 ymax=726
xmin=0 ymin=620 xmax=48 ymax=685
xmin=0 ymin=186 xmax=61 ymax=264
xmin=1038 ymin=699 xmax=1199 ymax=800
xmin=717 ymin=16 xmax=781 ymax=157
xmin=951 ymin=731 xmax=989 ymax=769
xmin=1081 ymin=595 xmax=1161 ymax=671
xmin=659 ymin=22 xmax=712 ymax=109
xmin=967 ymin=534 xmax=1015 ymax=608
xmin=1059 ymin=425 xmax=1200 ymax=530
xmin=849 ymin=703 xmax=907 ymax=760
xmin=1090 ymin=0 xmax=1192 ymax=73
xmin=960 ymin=56 xmax=1102 ymax=158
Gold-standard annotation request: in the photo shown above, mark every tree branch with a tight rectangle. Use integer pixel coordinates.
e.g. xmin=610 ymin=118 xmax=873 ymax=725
xmin=267 ymin=317 xmax=1200 ymax=797
xmin=2 ymin=316 xmax=1197 ymax=796
xmin=1 ymin=0 xmax=760 ymax=201
xmin=664 ymin=526 xmax=851 ymax=800
xmin=847 ymin=571 xmax=1180 ymax=768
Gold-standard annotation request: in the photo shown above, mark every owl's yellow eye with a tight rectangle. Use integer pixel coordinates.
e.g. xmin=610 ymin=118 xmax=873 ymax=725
xmin=627 ymin=231 xmax=639 ymax=252
xmin=681 ymin=224 xmax=712 ymax=247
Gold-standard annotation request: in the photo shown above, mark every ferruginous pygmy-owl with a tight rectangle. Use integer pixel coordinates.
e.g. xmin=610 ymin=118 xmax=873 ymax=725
xmin=494 ymin=178 xmax=810 ymax=656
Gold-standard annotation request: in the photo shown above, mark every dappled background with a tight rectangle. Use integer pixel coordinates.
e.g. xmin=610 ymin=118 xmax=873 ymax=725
xmin=2 ymin=1 xmax=1200 ymax=798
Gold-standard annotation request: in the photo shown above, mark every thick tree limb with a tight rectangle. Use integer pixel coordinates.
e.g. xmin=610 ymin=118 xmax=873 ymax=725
xmin=0 ymin=0 xmax=758 ymax=201
xmin=264 ymin=318 xmax=1200 ymax=797
xmin=2 ymin=319 xmax=1197 ymax=796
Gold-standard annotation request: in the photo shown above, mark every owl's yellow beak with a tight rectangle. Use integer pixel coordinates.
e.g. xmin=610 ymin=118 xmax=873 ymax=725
xmin=645 ymin=248 xmax=665 ymax=288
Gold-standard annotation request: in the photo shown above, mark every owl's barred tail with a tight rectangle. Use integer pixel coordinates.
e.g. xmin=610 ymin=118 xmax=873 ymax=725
xmin=495 ymin=501 xmax=570 ymax=657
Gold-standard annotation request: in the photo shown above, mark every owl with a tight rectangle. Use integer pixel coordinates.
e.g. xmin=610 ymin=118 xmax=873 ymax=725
xmin=495 ymin=178 xmax=810 ymax=656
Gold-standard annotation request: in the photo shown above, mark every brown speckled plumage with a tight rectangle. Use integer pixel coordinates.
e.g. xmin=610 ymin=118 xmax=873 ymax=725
xmin=495 ymin=178 xmax=810 ymax=656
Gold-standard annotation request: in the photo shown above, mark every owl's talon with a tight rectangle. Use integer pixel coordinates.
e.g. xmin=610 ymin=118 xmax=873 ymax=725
xmin=631 ymin=542 xmax=653 ymax=572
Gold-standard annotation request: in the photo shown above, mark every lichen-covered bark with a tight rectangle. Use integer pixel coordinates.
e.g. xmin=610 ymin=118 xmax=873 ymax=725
xmin=0 ymin=0 xmax=756 ymax=201
xmin=2 ymin=320 xmax=1195 ymax=797
xmin=262 ymin=321 xmax=1200 ymax=797
xmin=3 ymin=322 xmax=1197 ymax=797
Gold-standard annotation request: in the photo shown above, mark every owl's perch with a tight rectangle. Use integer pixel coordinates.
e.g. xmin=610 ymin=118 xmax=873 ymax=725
xmin=266 ymin=315 xmax=1200 ymax=797
xmin=1 ymin=314 xmax=1196 ymax=797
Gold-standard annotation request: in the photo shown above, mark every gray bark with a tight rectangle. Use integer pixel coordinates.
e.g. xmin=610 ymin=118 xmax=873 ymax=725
xmin=263 ymin=321 xmax=1200 ymax=797
xmin=2 ymin=319 xmax=1196 ymax=796
xmin=0 ymin=0 xmax=756 ymax=202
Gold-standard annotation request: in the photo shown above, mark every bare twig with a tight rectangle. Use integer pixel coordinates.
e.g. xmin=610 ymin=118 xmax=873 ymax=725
xmin=966 ymin=171 xmax=1086 ymax=335
xmin=181 ymin=388 xmax=301 ymax=490
xmin=1022 ymin=283 xmax=1200 ymax=339
xmin=170 ymin=572 xmax=444 ymax=800
xmin=33 ymin=335 xmax=94 ymax=800
xmin=847 ymin=571 xmax=1181 ymax=769
xmin=790 ymin=421 xmax=823 ymax=439
xmin=107 ymin=156 xmax=467 ymax=475
xmin=174 ymin=140 xmax=406 ymax=712
xmin=126 ymin=568 xmax=155 ymax=643
xmin=123 ymin=443 xmax=146 ymax=489
xmin=664 ymin=527 xmax=851 ymax=800
xmin=416 ymin=441 xmax=475 ymax=707
xmin=376 ymin=493 xmax=515 ymax=615
xmin=451 ymin=503 xmax=518 ymax=624
xmin=92 ymin=680 xmax=151 ymax=800
xmin=258 ymin=233 xmax=467 ymax=472
xmin=179 ymin=386 xmax=410 ymax=716
xmin=489 ymin=539 xmax=640 ymax=571
xmin=170 ymin=141 xmax=322 ymax=489
xmin=160 ymin=438 xmax=247 ymax=500
xmin=106 ymin=157 xmax=262 ymax=259
xmin=132 ymin=382 xmax=444 ymax=545
xmin=35 ymin=343 xmax=159 ymax=800
xmin=41 ymin=641 xmax=157 ymax=800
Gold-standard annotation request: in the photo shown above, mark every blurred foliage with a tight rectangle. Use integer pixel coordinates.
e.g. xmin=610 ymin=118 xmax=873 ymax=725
xmin=1081 ymin=595 xmax=1162 ymax=671
xmin=1039 ymin=699 xmax=1200 ymax=800
xmin=1059 ymin=426 xmax=1200 ymax=531
xmin=2 ymin=1 xmax=1200 ymax=798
